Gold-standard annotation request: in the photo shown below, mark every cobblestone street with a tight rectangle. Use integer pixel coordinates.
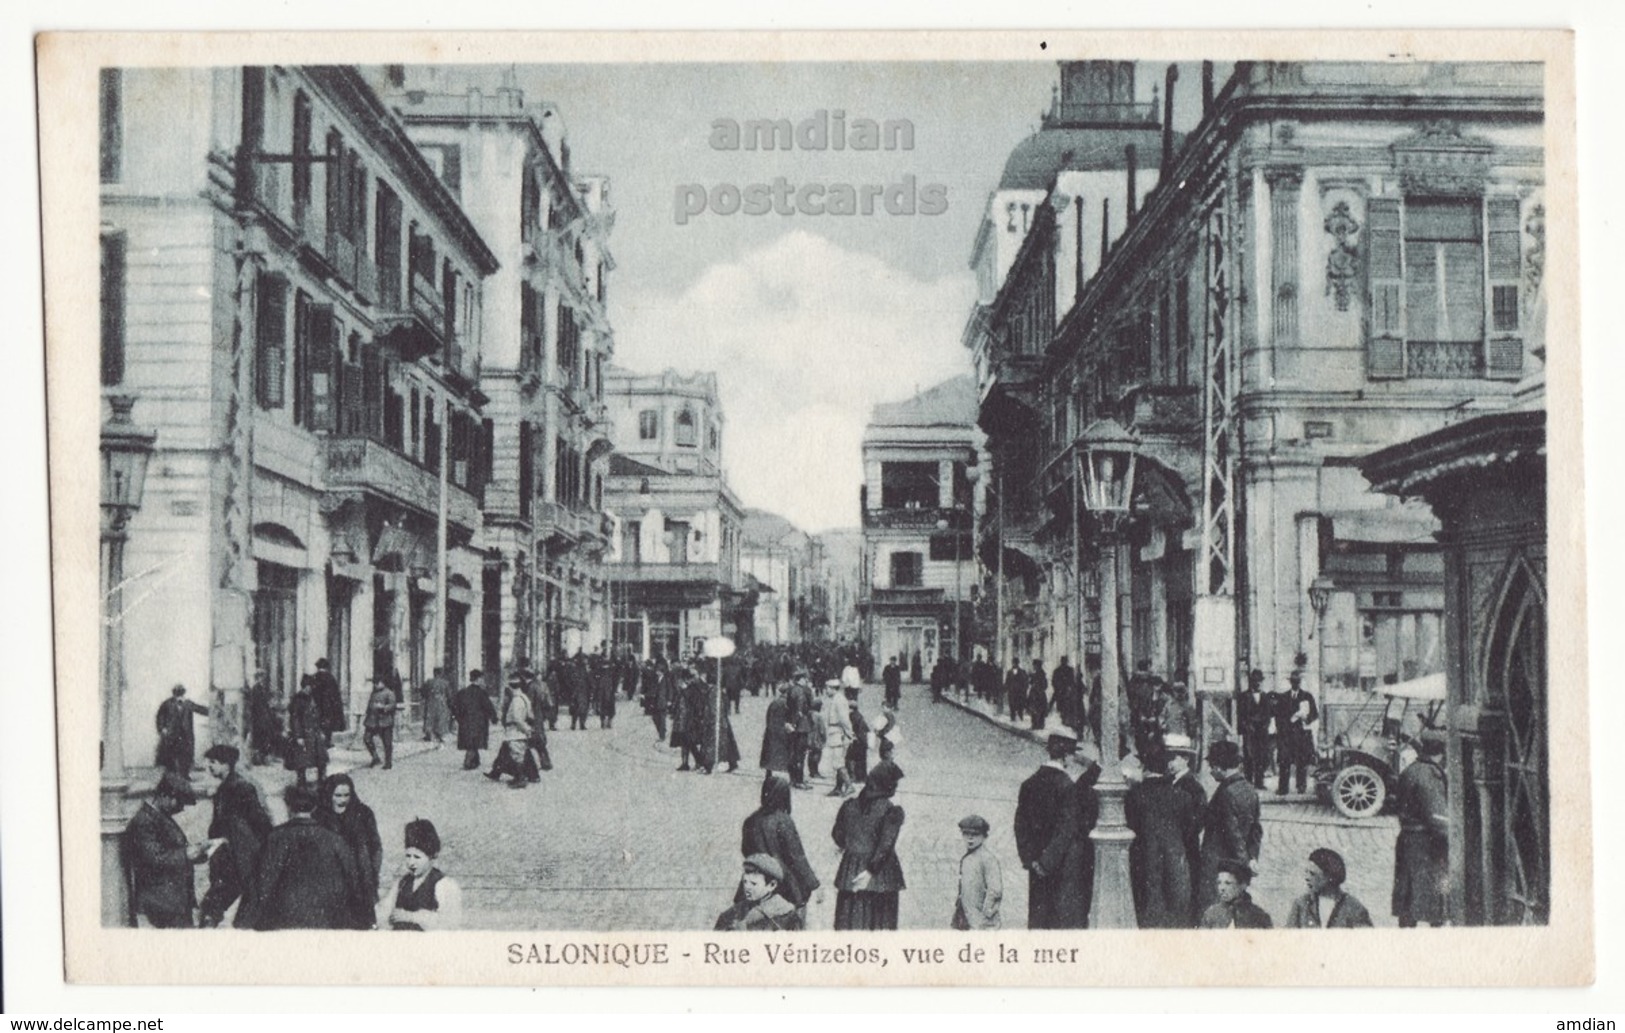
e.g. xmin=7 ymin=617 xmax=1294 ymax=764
xmin=181 ymin=681 xmax=1400 ymax=930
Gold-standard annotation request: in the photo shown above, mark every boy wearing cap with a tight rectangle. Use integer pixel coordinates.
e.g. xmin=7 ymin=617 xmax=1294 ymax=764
xmin=1285 ymin=847 xmax=1374 ymax=928
xmin=952 ymin=815 xmax=1003 ymax=930
xmin=123 ymin=772 xmax=216 ymax=928
xmin=714 ymin=854 xmax=804 ymax=932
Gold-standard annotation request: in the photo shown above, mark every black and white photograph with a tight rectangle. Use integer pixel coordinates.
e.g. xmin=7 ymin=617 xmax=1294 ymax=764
xmin=34 ymin=28 xmax=1589 ymax=990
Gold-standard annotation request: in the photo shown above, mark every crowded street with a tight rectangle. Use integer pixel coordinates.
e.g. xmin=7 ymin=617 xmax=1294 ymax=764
xmin=172 ymin=680 xmax=1398 ymax=931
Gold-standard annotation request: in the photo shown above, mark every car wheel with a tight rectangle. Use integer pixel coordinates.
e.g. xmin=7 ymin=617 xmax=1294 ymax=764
xmin=1331 ymin=764 xmax=1386 ymax=819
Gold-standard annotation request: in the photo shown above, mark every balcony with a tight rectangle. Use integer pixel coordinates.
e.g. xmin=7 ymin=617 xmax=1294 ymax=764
xmin=862 ymin=506 xmax=972 ymax=532
xmin=1120 ymin=384 xmax=1201 ymax=437
xmin=373 ymin=272 xmax=445 ymax=363
xmin=325 ymin=435 xmax=479 ymax=532
xmin=601 ymin=561 xmax=725 ymax=585
xmin=862 ymin=586 xmax=948 ymax=609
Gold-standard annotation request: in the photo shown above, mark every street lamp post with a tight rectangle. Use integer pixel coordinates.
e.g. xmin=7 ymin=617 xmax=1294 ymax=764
xmin=100 ymin=394 xmax=156 ymax=927
xmin=1307 ymin=573 xmax=1335 ymax=749
xmin=1076 ymin=418 xmax=1140 ymax=930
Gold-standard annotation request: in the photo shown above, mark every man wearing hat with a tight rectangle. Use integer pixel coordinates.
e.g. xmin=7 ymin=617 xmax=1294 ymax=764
xmin=713 ymin=854 xmax=804 ymax=931
xmin=310 ymin=658 xmax=346 ymax=747
xmin=1391 ymin=736 xmax=1449 ymax=927
xmin=1196 ymin=740 xmax=1263 ymax=916
xmin=451 ymin=670 xmax=498 ymax=771
xmin=1236 ymin=669 xmax=1272 ymax=789
xmin=1164 ymin=734 xmax=1207 ymax=922
xmin=1276 ymin=669 xmax=1319 ymax=796
xmin=1285 ymin=847 xmax=1374 ymax=928
xmin=1199 ymin=858 xmax=1273 ymax=929
xmin=154 ymin=684 xmax=209 ymax=778
xmin=122 ymin=771 xmax=214 ymax=927
xmin=1125 ymin=746 xmax=1198 ymax=928
xmin=238 ymin=784 xmax=370 ymax=930
xmin=198 ymin=744 xmax=272 ymax=928
xmin=1014 ymin=733 xmax=1088 ymax=929
xmin=952 ymin=815 xmax=1004 ymax=930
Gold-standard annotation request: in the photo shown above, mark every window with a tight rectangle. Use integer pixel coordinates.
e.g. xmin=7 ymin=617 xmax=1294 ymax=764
xmin=1368 ymin=195 xmax=1521 ymax=381
xmin=291 ymin=91 xmax=312 ymax=228
xmin=99 ymin=69 xmax=122 ymax=183
xmin=638 ymin=409 xmax=658 ymax=441
xmin=375 ymin=185 xmax=402 ymax=310
xmin=880 ymin=461 xmax=938 ymax=509
xmin=254 ymin=271 xmax=288 ymax=408
xmin=556 ymin=305 xmax=579 ymax=379
xmin=518 ymin=421 xmax=534 ymax=520
xmin=665 ymin=520 xmax=691 ymax=565
xmin=708 ymin=422 xmax=719 ymax=451
xmin=675 ymin=409 xmax=697 ymax=447
xmin=889 ymin=551 xmax=923 ymax=588
xmin=625 ymin=520 xmax=642 ymax=564
xmin=1174 ymin=276 xmax=1192 ymax=387
xmin=100 ymin=232 xmax=126 ymax=386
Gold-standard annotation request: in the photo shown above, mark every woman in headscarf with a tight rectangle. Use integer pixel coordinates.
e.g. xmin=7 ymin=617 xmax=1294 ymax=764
xmin=831 ymin=758 xmax=906 ymax=930
xmin=316 ymin=773 xmax=383 ymax=923
xmin=740 ymin=774 xmax=822 ymax=921
xmin=381 ymin=818 xmax=463 ymax=931
xmin=284 ymin=677 xmax=328 ymax=786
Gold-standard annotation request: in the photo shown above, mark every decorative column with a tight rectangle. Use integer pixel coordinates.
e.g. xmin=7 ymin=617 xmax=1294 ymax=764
xmin=1268 ymin=168 xmax=1302 ymax=351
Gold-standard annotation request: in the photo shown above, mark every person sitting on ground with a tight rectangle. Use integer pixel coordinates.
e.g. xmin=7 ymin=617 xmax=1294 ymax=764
xmin=381 ymin=818 xmax=463 ymax=931
xmin=713 ymin=854 xmax=804 ymax=931
xmin=1284 ymin=847 xmax=1374 ymax=928
xmin=1199 ymin=858 xmax=1273 ymax=929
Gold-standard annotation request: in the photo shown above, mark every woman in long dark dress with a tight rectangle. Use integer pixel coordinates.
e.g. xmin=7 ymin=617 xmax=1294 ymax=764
xmin=740 ymin=774 xmax=822 ymax=919
xmin=316 ymin=773 xmax=383 ymax=926
xmin=284 ymin=679 xmax=328 ymax=786
xmin=831 ymin=759 xmax=906 ymax=930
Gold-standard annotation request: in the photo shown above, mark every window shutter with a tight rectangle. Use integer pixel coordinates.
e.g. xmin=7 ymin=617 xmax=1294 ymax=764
xmin=1486 ymin=197 xmax=1524 ymax=379
xmin=519 ymin=420 xmax=534 ymax=520
xmin=361 ymin=344 xmax=384 ymax=440
xmin=255 ymin=272 xmax=288 ymax=409
xmin=309 ymin=304 xmax=337 ymax=432
xmin=100 ymin=233 xmax=127 ymax=387
xmin=1366 ymin=198 xmax=1404 ymax=379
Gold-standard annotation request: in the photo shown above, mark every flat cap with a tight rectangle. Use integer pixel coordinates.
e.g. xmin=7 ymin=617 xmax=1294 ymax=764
xmin=958 ymin=815 xmax=991 ymax=835
xmin=742 ymin=853 xmax=785 ymax=883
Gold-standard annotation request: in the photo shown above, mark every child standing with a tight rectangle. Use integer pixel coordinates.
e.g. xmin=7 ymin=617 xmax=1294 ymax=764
xmin=952 ymin=814 xmax=1004 ymax=930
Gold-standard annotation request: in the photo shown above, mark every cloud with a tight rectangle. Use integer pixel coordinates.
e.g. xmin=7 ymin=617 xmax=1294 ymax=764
xmin=613 ymin=230 xmax=974 ymax=533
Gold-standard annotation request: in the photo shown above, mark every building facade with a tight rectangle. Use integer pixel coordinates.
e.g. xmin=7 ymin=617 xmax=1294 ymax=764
xmin=388 ymin=73 xmax=617 ymax=674
xmin=739 ymin=509 xmax=813 ymax=644
xmin=972 ymin=60 xmax=1544 ymax=748
xmin=601 ymin=367 xmax=751 ymax=660
xmin=812 ymin=528 xmax=865 ymax=643
xmin=101 ymin=65 xmax=499 ymax=760
xmin=856 ymin=376 xmax=982 ymax=676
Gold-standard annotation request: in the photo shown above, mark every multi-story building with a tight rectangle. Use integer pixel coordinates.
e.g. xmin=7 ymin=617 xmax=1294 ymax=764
xmin=813 ymin=528 xmax=865 ymax=643
xmin=739 ymin=509 xmax=813 ymax=644
xmin=601 ymin=367 xmax=752 ymax=660
xmin=856 ymin=376 xmax=982 ymax=676
xmin=385 ymin=72 xmax=617 ymax=674
xmin=101 ymin=65 xmax=498 ymax=760
xmin=968 ymin=60 xmax=1167 ymax=669
xmin=973 ymin=60 xmax=1544 ymax=745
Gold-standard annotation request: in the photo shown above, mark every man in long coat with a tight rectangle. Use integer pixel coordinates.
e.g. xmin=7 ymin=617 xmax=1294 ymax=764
xmin=1276 ymin=670 xmax=1319 ymax=795
xmin=1051 ymin=657 xmax=1080 ymax=734
xmin=238 ymin=784 xmax=369 ymax=930
xmin=1391 ymin=738 xmax=1449 ymax=927
xmin=198 ymin=744 xmax=271 ymax=928
xmin=123 ymin=772 xmax=207 ymax=927
xmin=451 ymin=670 xmax=497 ymax=770
xmin=1027 ymin=659 xmax=1050 ymax=730
xmin=642 ymin=658 xmax=669 ymax=742
xmin=1004 ymin=662 xmax=1028 ymax=724
xmin=760 ymin=683 xmax=794 ymax=774
xmin=309 ymin=658 xmax=346 ymax=746
xmin=1165 ymin=737 xmax=1208 ymax=922
xmin=786 ymin=675 xmax=815 ymax=788
xmin=1124 ymin=750 xmax=1198 ymax=928
xmin=882 ymin=658 xmax=902 ymax=708
xmin=155 ymin=684 xmax=209 ymax=777
xmin=1014 ymin=734 xmax=1089 ymax=929
xmin=1195 ymin=740 xmax=1262 ymax=916
xmin=568 ymin=652 xmax=593 ymax=730
xmin=421 ymin=665 xmax=453 ymax=744
xmin=1236 ymin=668 xmax=1272 ymax=789
xmin=591 ymin=651 xmax=617 ymax=728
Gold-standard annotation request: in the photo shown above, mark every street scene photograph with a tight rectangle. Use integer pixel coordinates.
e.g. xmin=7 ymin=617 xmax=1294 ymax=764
xmin=74 ymin=48 xmax=1562 ymax=952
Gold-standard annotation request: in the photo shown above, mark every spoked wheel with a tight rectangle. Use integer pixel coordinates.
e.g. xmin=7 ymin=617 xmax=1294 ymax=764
xmin=1330 ymin=764 xmax=1386 ymax=819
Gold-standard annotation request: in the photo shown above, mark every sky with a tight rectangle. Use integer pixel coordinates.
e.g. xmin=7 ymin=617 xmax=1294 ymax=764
xmin=433 ymin=61 xmax=1218 ymax=532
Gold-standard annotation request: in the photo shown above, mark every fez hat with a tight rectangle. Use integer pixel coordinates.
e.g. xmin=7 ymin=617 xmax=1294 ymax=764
xmin=203 ymin=743 xmax=240 ymax=767
xmin=1207 ymin=740 xmax=1243 ymax=770
xmin=1309 ymin=847 xmax=1348 ymax=886
xmin=405 ymin=818 xmax=441 ymax=857
xmin=1216 ymin=858 xmax=1253 ymax=884
xmin=958 ymin=815 xmax=991 ymax=836
xmin=155 ymin=771 xmax=197 ymax=805
xmin=742 ymin=853 xmax=785 ymax=884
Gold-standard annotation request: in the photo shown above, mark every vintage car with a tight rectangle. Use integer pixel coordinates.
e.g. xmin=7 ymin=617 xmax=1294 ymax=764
xmin=1315 ymin=672 xmax=1446 ymax=819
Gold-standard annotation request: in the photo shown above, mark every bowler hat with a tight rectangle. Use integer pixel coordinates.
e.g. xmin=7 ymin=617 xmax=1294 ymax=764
xmin=1207 ymin=740 xmax=1243 ymax=770
xmin=155 ymin=772 xmax=197 ymax=805
xmin=958 ymin=815 xmax=991 ymax=835
xmin=742 ymin=853 xmax=785 ymax=884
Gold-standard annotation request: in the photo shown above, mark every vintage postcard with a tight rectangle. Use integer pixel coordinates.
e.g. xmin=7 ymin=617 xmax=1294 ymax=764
xmin=38 ymin=29 xmax=1588 ymax=987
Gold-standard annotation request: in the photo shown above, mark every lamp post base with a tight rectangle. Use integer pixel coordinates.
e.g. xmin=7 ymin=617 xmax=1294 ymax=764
xmin=1088 ymin=778 xmax=1138 ymax=929
xmin=101 ymin=777 xmax=132 ymax=927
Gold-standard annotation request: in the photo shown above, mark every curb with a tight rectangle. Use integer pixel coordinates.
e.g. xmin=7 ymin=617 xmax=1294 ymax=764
xmin=940 ymin=692 xmax=1050 ymax=746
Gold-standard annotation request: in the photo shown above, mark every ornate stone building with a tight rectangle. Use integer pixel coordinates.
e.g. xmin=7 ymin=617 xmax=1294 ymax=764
xmin=101 ymin=65 xmax=498 ymax=757
xmin=972 ymin=60 xmax=1544 ymax=749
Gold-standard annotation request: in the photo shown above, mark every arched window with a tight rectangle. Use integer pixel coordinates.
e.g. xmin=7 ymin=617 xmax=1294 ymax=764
xmin=675 ymin=408 xmax=697 ymax=447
